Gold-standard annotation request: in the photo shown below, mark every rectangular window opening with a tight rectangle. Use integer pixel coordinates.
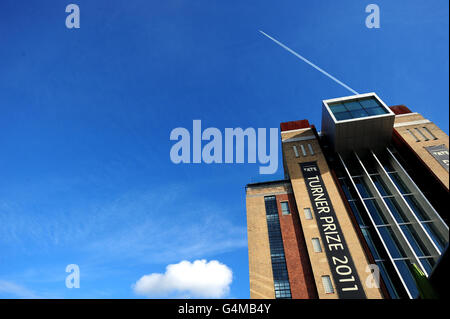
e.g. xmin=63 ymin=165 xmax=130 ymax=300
xmin=414 ymin=128 xmax=429 ymax=141
xmin=406 ymin=129 xmax=420 ymax=142
xmin=322 ymin=276 xmax=334 ymax=294
xmin=422 ymin=127 xmax=438 ymax=140
xmin=280 ymin=202 xmax=291 ymax=215
xmin=304 ymin=208 xmax=313 ymax=220
xmin=264 ymin=196 xmax=292 ymax=299
xmin=307 ymin=143 xmax=315 ymax=155
xmin=300 ymin=144 xmax=307 ymax=156
xmin=312 ymin=238 xmax=322 ymax=252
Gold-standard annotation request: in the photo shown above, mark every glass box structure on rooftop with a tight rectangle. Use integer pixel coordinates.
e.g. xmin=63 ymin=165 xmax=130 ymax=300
xmin=329 ymin=96 xmax=389 ymax=121
xmin=321 ymin=93 xmax=396 ymax=154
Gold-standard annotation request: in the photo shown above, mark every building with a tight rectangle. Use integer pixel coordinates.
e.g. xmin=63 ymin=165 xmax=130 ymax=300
xmin=246 ymin=93 xmax=449 ymax=299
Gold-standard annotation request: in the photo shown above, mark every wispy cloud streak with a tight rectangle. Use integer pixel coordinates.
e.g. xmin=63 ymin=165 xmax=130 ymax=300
xmin=258 ymin=30 xmax=359 ymax=95
xmin=0 ymin=280 xmax=41 ymax=299
xmin=0 ymin=183 xmax=247 ymax=264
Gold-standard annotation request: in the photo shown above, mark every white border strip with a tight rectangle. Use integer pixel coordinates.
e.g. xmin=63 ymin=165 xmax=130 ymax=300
xmin=394 ymin=120 xmax=430 ymax=128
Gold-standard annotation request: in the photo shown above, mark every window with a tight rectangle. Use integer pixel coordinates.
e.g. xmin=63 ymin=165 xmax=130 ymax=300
xmin=345 ymin=155 xmax=363 ymax=176
xmin=376 ymin=261 xmax=400 ymax=299
xmin=406 ymin=129 xmax=420 ymax=142
xmin=418 ymin=257 xmax=436 ymax=275
xmin=414 ymin=128 xmax=429 ymax=141
xmin=422 ymin=127 xmax=437 ymax=140
xmin=376 ymin=153 xmax=396 ymax=173
xmin=274 ymin=280 xmax=291 ymax=298
xmin=328 ymin=97 xmax=388 ymax=121
xmin=383 ymin=197 xmax=406 ymax=223
xmin=361 ymin=228 xmax=381 ymax=260
xmin=312 ymin=238 xmax=322 ymax=252
xmin=300 ymin=144 xmax=307 ymax=156
xmin=400 ymin=224 xmax=430 ymax=257
xmin=421 ymin=222 xmax=446 ymax=252
xmin=404 ymin=195 xmax=427 ymax=220
xmin=389 ymin=173 xmax=410 ymax=194
xmin=393 ymin=260 xmax=419 ymax=298
xmin=350 ymin=108 xmax=369 ymax=118
xmin=293 ymin=145 xmax=299 ymax=157
xmin=264 ymin=196 xmax=292 ymax=299
xmin=360 ymin=154 xmax=378 ymax=174
xmin=304 ymin=208 xmax=313 ymax=220
xmin=377 ymin=226 xmax=407 ymax=259
xmin=353 ymin=177 xmax=373 ymax=198
xmin=307 ymin=143 xmax=314 ymax=155
xmin=280 ymin=202 xmax=290 ymax=215
xmin=367 ymin=107 xmax=388 ymax=116
xmin=364 ymin=199 xmax=387 ymax=225
xmin=334 ymin=111 xmax=353 ymax=120
xmin=345 ymin=101 xmax=363 ymax=111
xmin=264 ymin=196 xmax=278 ymax=215
xmin=322 ymin=276 xmax=334 ymax=294
xmin=371 ymin=175 xmax=391 ymax=196
xmin=339 ymin=177 xmax=358 ymax=200
xmin=348 ymin=201 xmax=367 ymax=227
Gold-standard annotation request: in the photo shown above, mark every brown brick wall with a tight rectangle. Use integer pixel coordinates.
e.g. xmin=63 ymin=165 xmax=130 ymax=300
xmin=276 ymin=193 xmax=318 ymax=299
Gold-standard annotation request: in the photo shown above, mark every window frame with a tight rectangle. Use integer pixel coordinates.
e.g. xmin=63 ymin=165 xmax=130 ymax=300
xmin=303 ymin=207 xmax=313 ymax=220
xmin=321 ymin=275 xmax=335 ymax=294
xmin=312 ymin=237 xmax=322 ymax=253
xmin=280 ymin=201 xmax=291 ymax=215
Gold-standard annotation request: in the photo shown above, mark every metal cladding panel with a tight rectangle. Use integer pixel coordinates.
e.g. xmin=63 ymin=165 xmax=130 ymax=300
xmin=321 ymin=103 xmax=336 ymax=149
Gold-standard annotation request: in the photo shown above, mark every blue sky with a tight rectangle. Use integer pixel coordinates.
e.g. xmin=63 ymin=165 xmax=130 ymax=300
xmin=0 ymin=0 xmax=448 ymax=298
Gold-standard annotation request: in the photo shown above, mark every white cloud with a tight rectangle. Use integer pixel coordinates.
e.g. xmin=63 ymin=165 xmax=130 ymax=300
xmin=133 ymin=259 xmax=233 ymax=298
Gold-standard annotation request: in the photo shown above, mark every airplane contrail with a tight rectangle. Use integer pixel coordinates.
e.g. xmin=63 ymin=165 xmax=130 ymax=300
xmin=258 ymin=30 xmax=359 ymax=95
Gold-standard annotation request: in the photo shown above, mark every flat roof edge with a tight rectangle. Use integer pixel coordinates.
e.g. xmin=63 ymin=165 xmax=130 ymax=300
xmin=246 ymin=179 xmax=291 ymax=188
